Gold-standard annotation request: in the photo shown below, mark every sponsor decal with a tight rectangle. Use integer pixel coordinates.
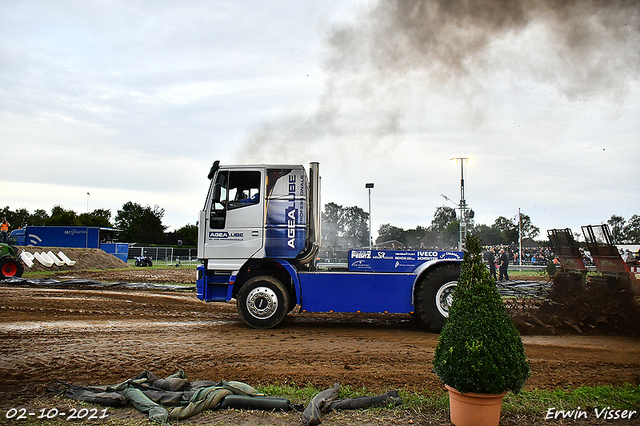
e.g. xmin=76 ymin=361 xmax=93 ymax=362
xmin=63 ymin=229 xmax=88 ymax=236
xmin=441 ymin=251 xmax=463 ymax=259
xmin=209 ymin=231 xmax=244 ymax=240
xmin=28 ymin=234 xmax=43 ymax=245
xmin=351 ymin=260 xmax=372 ymax=269
xmin=395 ymin=261 xmax=416 ymax=268
xmin=286 ymin=174 xmax=297 ymax=249
xmin=351 ymin=251 xmax=371 ymax=259
xmin=372 ymin=251 xmax=388 ymax=259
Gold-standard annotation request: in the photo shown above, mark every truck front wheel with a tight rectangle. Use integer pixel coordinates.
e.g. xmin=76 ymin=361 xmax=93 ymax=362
xmin=414 ymin=263 xmax=461 ymax=333
xmin=237 ymin=276 xmax=290 ymax=329
xmin=0 ymin=257 xmax=24 ymax=278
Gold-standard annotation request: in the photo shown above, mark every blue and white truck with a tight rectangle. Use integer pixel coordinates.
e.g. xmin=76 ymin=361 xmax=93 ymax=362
xmin=9 ymin=226 xmax=129 ymax=262
xmin=196 ymin=161 xmax=463 ymax=331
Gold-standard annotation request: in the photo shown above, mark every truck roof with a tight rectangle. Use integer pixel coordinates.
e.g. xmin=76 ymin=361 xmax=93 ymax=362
xmin=218 ymin=164 xmax=305 ymax=170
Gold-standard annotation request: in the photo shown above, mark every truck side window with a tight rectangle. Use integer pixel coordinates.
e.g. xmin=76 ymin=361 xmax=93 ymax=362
xmin=210 ymin=171 xmax=228 ymax=229
xmin=228 ymin=171 xmax=261 ymax=210
xmin=209 ymin=170 xmax=261 ymax=229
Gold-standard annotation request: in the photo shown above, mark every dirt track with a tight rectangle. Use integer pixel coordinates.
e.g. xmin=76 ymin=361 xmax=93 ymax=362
xmin=1 ymin=267 xmax=639 ymax=425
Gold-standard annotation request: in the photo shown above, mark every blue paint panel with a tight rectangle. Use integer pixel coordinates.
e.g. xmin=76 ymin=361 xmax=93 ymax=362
xmin=264 ymin=227 xmax=306 ymax=258
xmin=265 ymin=198 xmax=306 ymax=258
xmin=264 ymin=168 xmax=307 ymax=259
xmin=197 ymin=265 xmax=231 ymax=302
xmin=25 ymin=226 xmax=95 ymax=248
xmin=349 ymin=250 xmax=463 ymax=272
xmin=298 ymin=272 xmax=415 ymax=313
xmin=100 ymin=243 xmax=129 ymax=262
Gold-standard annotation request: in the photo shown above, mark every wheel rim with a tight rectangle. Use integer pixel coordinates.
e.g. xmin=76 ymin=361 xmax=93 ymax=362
xmin=2 ymin=262 xmax=17 ymax=276
xmin=435 ymin=281 xmax=457 ymax=318
xmin=246 ymin=286 xmax=278 ymax=320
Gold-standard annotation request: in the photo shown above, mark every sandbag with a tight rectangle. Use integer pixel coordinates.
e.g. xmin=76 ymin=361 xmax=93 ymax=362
xmin=139 ymin=388 xmax=192 ymax=406
xmin=219 ymin=380 xmax=261 ymax=396
xmin=169 ymin=387 xmax=232 ymax=420
xmin=219 ymin=394 xmax=292 ymax=411
xmin=134 ymin=370 xmax=189 ymax=392
xmin=63 ymin=385 xmax=127 ymax=407
xmin=121 ymin=386 xmax=169 ymax=424
xmin=302 ymin=383 xmax=340 ymax=426
xmin=189 ymin=380 xmax=219 ymax=388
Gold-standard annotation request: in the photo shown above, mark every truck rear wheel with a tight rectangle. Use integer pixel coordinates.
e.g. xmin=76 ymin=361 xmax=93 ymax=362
xmin=414 ymin=263 xmax=461 ymax=333
xmin=0 ymin=257 xmax=24 ymax=278
xmin=237 ymin=276 xmax=290 ymax=329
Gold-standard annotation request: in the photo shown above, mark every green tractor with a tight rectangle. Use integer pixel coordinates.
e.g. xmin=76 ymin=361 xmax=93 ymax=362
xmin=0 ymin=243 xmax=24 ymax=278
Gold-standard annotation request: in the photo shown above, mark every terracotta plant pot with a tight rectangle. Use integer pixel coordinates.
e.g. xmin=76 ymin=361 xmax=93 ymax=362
xmin=445 ymin=385 xmax=506 ymax=426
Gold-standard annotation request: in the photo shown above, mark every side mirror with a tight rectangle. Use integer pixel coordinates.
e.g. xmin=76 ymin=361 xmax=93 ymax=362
xmin=212 ymin=183 xmax=222 ymax=204
xmin=208 ymin=161 xmax=220 ymax=180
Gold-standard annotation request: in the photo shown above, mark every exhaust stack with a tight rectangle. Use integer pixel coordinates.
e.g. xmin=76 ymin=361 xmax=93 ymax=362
xmin=297 ymin=162 xmax=321 ymax=265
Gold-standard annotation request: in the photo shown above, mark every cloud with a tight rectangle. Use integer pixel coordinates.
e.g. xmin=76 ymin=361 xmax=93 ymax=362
xmin=237 ymin=0 xmax=640 ymax=235
xmin=1 ymin=0 xmax=637 ymax=235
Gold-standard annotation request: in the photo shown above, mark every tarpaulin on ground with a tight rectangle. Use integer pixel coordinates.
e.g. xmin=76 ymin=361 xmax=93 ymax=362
xmin=51 ymin=371 xmax=403 ymax=424
xmin=0 ymin=277 xmax=194 ymax=291
xmin=51 ymin=370 xmax=291 ymax=423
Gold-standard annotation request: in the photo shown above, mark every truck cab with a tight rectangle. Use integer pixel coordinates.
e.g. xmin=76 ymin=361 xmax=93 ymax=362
xmin=7 ymin=229 xmax=25 ymax=246
xmin=197 ymin=162 xmax=320 ymax=271
xmin=197 ymin=161 xmax=462 ymax=331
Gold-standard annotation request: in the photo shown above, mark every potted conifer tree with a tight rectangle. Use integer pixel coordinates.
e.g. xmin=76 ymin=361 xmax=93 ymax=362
xmin=433 ymin=235 xmax=530 ymax=426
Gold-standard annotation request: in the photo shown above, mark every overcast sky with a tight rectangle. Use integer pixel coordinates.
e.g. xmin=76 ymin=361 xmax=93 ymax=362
xmin=1 ymin=0 xmax=639 ymax=241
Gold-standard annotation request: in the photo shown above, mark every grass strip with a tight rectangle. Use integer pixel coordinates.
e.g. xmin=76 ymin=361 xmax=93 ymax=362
xmin=258 ymin=383 xmax=640 ymax=416
xmin=4 ymin=384 xmax=638 ymax=425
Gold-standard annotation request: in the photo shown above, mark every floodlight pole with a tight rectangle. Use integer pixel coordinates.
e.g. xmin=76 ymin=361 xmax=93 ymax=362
xmin=366 ymin=183 xmax=374 ymax=249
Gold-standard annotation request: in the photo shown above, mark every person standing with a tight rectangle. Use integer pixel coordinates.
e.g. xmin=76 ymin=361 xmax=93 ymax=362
xmin=487 ymin=247 xmax=497 ymax=281
xmin=0 ymin=218 xmax=9 ymax=243
xmin=499 ymin=248 xmax=510 ymax=281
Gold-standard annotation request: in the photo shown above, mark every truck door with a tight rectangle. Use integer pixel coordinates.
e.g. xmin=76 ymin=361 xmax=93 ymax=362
xmin=202 ymin=169 xmax=264 ymax=267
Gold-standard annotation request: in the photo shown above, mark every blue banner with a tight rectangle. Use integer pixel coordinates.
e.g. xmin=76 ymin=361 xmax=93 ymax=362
xmin=348 ymin=250 xmax=463 ymax=272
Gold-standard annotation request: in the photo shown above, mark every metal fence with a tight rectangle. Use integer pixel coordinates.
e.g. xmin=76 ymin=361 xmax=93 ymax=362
xmin=128 ymin=246 xmax=199 ymax=265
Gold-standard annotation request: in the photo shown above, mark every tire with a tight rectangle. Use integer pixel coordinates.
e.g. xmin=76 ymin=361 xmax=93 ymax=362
xmin=146 ymin=259 xmax=153 ymax=267
xmin=414 ymin=263 xmax=461 ymax=333
xmin=0 ymin=257 xmax=24 ymax=278
xmin=135 ymin=260 xmax=142 ymax=267
xmin=236 ymin=276 xmax=290 ymax=329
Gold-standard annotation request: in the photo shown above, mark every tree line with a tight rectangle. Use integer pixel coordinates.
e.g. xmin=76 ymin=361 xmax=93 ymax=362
xmin=3 ymin=202 xmax=638 ymax=248
xmin=322 ymin=203 xmax=640 ymax=248
xmin=0 ymin=204 xmax=197 ymax=246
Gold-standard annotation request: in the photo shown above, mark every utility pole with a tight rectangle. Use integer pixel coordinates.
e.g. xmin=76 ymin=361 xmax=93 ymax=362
xmin=451 ymin=158 xmax=471 ymax=251
xmin=366 ymin=183 xmax=374 ymax=249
